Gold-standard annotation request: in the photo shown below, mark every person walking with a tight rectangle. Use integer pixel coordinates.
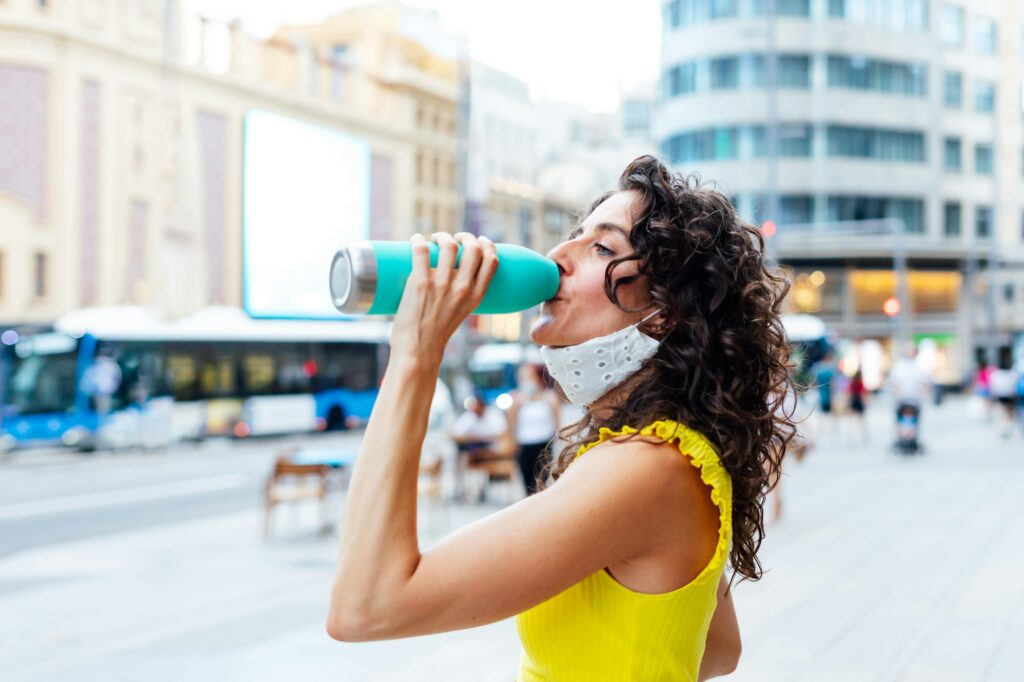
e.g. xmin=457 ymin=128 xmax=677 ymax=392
xmin=810 ymin=350 xmax=837 ymax=437
xmin=508 ymin=364 xmax=560 ymax=496
xmin=988 ymin=353 xmax=1019 ymax=439
xmin=327 ymin=156 xmax=796 ymax=681
xmin=846 ymin=368 xmax=869 ymax=443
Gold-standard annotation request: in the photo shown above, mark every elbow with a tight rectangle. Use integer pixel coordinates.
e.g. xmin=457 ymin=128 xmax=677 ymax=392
xmin=326 ymin=608 xmax=370 ymax=642
xmin=327 ymin=600 xmax=409 ymax=642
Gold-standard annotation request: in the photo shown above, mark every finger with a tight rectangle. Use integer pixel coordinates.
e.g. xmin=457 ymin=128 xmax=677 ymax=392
xmin=471 ymin=236 xmax=499 ymax=304
xmin=431 ymin=231 xmax=459 ymax=278
xmin=409 ymin=233 xmax=430 ymax=280
xmin=452 ymin=232 xmax=482 ymax=293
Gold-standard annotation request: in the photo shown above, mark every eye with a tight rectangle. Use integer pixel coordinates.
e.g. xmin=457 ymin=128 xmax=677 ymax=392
xmin=595 ymin=242 xmax=614 ymax=256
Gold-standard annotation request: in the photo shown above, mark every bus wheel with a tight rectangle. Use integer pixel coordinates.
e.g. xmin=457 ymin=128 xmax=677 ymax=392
xmin=326 ymin=406 xmax=347 ymax=431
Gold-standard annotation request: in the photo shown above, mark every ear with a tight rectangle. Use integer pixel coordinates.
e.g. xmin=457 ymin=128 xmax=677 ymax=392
xmin=639 ymin=308 xmax=671 ymax=339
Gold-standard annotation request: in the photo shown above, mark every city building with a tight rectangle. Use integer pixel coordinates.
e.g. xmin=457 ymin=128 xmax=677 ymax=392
xmin=273 ymin=3 xmax=462 ymax=238
xmin=656 ymin=0 xmax=1024 ymax=378
xmin=0 ymin=0 xmax=450 ymax=324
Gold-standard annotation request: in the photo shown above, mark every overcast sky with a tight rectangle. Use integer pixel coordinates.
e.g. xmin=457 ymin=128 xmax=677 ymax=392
xmin=183 ymin=0 xmax=661 ymax=112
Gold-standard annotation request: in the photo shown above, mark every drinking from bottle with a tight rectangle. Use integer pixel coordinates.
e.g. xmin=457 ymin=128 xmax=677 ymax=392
xmin=330 ymin=240 xmax=560 ymax=315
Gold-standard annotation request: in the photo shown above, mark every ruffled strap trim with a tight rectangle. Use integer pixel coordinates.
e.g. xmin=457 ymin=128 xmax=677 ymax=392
xmin=574 ymin=419 xmax=733 ymax=584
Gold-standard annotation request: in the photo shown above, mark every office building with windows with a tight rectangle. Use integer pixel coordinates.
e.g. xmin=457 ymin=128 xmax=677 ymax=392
xmin=657 ymin=0 xmax=1024 ymax=378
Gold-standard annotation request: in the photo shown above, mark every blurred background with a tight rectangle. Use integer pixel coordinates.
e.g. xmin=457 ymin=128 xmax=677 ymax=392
xmin=1 ymin=1 xmax=1023 ymax=681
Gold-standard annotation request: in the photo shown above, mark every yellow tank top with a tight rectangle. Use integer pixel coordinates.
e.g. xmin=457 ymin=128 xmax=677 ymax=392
xmin=515 ymin=419 xmax=733 ymax=682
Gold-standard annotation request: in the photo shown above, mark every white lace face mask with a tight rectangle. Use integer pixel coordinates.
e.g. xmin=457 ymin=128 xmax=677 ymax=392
xmin=540 ymin=309 xmax=662 ymax=408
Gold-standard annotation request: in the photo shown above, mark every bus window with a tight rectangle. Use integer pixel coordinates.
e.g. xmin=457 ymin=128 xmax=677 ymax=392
xmin=7 ymin=336 xmax=78 ymax=415
xmin=242 ymin=345 xmax=276 ymax=396
xmin=320 ymin=343 xmax=376 ymax=391
xmin=272 ymin=344 xmax=313 ymax=394
xmin=93 ymin=341 xmax=164 ymax=411
xmin=165 ymin=347 xmax=199 ymax=401
xmin=200 ymin=349 xmax=238 ymax=398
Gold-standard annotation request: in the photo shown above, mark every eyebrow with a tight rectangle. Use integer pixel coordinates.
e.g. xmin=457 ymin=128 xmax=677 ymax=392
xmin=568 ymin=222 xmax=630 ymax=240
xmin=595 ymin=222 xmax=630 ymax=239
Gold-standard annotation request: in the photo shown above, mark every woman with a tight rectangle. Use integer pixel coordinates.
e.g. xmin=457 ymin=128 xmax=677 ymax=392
xmin=509 ymin=363 xmax=561 ymax=496
xmin=327 ymin=156 xmax=795 ymax=681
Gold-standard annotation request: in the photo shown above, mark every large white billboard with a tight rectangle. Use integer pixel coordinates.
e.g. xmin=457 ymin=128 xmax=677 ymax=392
xmin=242 ymin=110 xmax=370 ymax=319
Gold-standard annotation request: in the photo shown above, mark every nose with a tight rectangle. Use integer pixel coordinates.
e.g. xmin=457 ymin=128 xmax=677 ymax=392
xmin=546 ymin=240 xmax=573 ymax=280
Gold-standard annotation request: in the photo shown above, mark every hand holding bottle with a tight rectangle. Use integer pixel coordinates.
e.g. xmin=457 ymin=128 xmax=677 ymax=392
xmin=389 ymin=232 xmax=498 ymax=365
xmin=329 ymin=239 xmax=559 ymax=315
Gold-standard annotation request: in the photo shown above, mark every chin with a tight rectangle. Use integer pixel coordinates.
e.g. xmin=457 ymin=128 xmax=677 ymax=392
xmin=530 ymin=314 xmax=560 ymax=347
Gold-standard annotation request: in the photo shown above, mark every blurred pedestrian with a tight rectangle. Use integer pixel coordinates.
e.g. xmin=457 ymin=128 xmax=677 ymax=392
xmin=988 ymin=354 xmax=1019 ymax=439
xmin=451 ymin=392 xmax=510 ymax=500
xmin=846 ymin=369 xmax=869 ymax=443
xmin=1015 ymin=359 xmax=1024 ymax=438
xmin=769 ymin=382 xmax=813 ymax=523
xmin=973 ymin=358 xmax=994 ymax=420
xmin=887 ymin=344 xmax=930 ymax=454
xmin=809 ymin=349 xmax=837 ymax=435
xmin=508 ymin=364 xmax=560 ymax=496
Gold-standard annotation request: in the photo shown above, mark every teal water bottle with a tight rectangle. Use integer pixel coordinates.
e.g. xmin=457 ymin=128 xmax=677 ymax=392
xmin=329 ymin=240 xmax=560 ymax=315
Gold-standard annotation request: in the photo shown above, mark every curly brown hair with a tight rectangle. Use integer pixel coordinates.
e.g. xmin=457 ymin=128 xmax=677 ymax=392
xmin=538 ymin=155 xmax=796 ymax=585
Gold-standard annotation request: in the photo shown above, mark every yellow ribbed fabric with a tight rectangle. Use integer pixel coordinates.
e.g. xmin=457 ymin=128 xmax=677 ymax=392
xmin=515 ymin=419 xmax=733 ymax=682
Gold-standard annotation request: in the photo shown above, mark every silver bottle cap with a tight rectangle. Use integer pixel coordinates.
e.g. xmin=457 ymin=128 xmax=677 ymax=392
xmin=330 ymin=241 xmax=378 ymax=314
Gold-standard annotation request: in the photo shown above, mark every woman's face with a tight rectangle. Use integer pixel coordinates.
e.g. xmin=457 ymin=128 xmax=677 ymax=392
xmin=531 ymin=190 xmax=653 ymax=348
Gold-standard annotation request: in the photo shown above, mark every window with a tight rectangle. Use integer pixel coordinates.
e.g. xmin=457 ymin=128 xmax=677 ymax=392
xmin=827 ymin=0 xmax=928 ymax=33
xmin=778 ymin=123 xmax=814 ymax=156
xmin=943 ymin=137 xmax=962 ymax=171
xmin=709 ymin=0 xmax=738 ymax=20
xmin=976 ymin=206 xmax=992 ymax=238
xmin=1003 ymin=284 xmax=1015 ymax=303
xmin=777 ymin=0 xmax=810 ymax=17
xmin=33 ymin=252 xmax=47 ymax=298
xmin=780 ymin=195 xmax=814 ymax=224
xmin=826 ymin=126 xmax=925 ymax=162
xmin=663 ymin=124 xmax=805 ymax=163
xmin=974 ymin=18 xmax=997 ymax=54
xmin=778 ymin=55 xmax=811 ymax=88
xmin=939 ymin=4 xmax=965 ymax=46
xmin=943 ymin=202 xmax=962 ymax=236
xmin=667 ymin=52 xmax=811 ymax=98
xmin=826 ymin=195 xmax=925 ymax=233
xmin=330 ymin=45 xmax=348 ymax=99
xmin=710 ymin=57 xmax=740 ymax=89
xmin=7 ymin=341 xmax=78 ymax=415
xmin=826 ymin=55 xmax=927 ymax=96
xmin=975 ymin=80 xmax=996 ymax=112
xmin=975 ymin=144 xmax=994 ymax=174
xmin=943 ymin=71 xmax=962 ymax=108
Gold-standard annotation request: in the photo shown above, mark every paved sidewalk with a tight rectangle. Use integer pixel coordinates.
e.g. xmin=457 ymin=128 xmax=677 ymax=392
xmin=1 ymin=395 xmax=1022 ymax=681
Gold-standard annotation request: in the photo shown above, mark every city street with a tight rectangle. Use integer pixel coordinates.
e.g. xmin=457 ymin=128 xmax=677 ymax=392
xmin=1 ymin=395 xmax=1022 ymax=681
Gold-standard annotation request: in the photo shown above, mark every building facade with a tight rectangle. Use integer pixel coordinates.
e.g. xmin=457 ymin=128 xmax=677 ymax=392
xmin=656 ymin=0 xmax=1024 ymax=378
xmin=273 ymin=3 xmax=462 ymax=238
xmin=0 ymin=0 xmax=449 ymax=324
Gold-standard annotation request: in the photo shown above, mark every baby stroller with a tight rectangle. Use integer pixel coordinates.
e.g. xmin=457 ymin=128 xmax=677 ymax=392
xmin=893 ymin=401 xmax=923 ymax=455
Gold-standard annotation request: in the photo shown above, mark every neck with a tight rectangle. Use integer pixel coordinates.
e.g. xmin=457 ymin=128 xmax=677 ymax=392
xmin=587 ymin=371 xmax=644 ymax=421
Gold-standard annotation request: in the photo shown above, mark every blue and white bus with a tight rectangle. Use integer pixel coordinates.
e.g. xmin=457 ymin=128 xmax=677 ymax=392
xmin=0 ymin=306 xmax=395 ymax=451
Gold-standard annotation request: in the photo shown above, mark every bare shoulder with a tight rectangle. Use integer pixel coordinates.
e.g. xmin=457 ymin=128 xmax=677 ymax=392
xmin=563 ymin=434 xmax=711 ymax=514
